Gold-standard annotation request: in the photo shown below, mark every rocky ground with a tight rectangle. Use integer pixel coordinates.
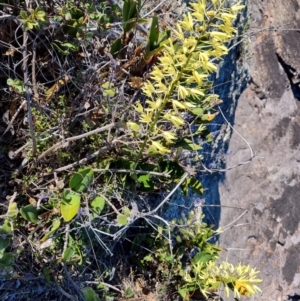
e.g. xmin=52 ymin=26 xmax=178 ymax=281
xmin=210 ymin=0 xmax=300 ymax=300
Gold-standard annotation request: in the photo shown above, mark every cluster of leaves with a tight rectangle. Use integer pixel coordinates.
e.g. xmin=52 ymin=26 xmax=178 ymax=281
xmin=0 ymin=0 xmax=262 ymax=300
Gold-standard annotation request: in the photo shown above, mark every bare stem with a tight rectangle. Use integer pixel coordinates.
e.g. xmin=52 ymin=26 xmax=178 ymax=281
xmin=23 ymin=29 xmax=37 ymax=156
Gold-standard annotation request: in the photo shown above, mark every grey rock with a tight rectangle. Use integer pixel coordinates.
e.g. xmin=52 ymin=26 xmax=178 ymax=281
xmin=207 ymin=0 xmax=300 ymax=300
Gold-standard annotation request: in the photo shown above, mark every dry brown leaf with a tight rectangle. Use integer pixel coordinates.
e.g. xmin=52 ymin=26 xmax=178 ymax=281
xmin=44 ymin=75 xmax=71 ymax=102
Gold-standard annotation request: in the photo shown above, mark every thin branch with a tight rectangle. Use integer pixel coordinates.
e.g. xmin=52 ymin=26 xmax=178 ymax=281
xmin=93 ymin=168 xmax=171 ymax=178
xmin=139 ymin=172 xmax=190 ymax=217
xmin=0 ymin=100 xmax=26 ymax=139
xmin=22 ymin=29 xmax=37 ymax=156
xmin=200 ymin=105 xmax=256 ymax=173
xmin=37 ymin=122 xmax=121 ymax=162
xmin=32 ymin=39 xmax=39 ymax=102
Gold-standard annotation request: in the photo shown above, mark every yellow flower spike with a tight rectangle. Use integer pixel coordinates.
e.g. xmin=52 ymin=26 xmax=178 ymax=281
xmin=206 ymin=10 xmax=216 ymax=17
xmin=163 ymin=65 xmax=176 ymax=77
xmin=215 ymin=23 xmax=236 ymax=36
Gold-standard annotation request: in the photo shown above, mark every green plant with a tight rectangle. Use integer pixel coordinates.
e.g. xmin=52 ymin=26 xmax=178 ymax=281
xmin=19 ymin=7 xmax=48 ymax=30
xmin=0 ymin=0 xmax=262 ymax=299
xmin=7 ymin=78 xmax=25 ymax=93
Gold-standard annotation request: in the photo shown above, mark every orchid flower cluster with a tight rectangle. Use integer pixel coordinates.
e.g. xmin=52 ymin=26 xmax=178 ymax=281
xmin=182 ymin=260 xmax=262 ymax=299
xmin=205 ymin=260 xmax=261 ymax=297
xmin=129 ymin=0 xmax=245 ymax=157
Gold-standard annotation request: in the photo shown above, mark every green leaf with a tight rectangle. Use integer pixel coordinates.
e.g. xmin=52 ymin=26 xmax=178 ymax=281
xmin=61 ymin=190 xmax=81 ymax=222
xmin=20 ymin=204 xmax=39 ymax=224
xmin=136 ymin=174 xmax=156 ymax=191
xmin=159 ymin=160 xmax=185 ymax=180
xmin=127 ymin=122 xmax=139 ymax=132
xmin=0 ymin=253 xmax=14 ymax=268
xmin=69 ymin=168 xmax=94 ymax=192
xmin=188 ymin=178 xmax=204 ymax=195
xmin=123 ymin=0 xmax=138 ymax=32
xmin=19 ymin=10 xmax=28 ymax=19
xmin=102 ymin=81 xmax=115 ymax=97
xmin=40 ymin=218 xmax=61 ymax=242
xmin=181 ymin=178 xmax=203 ymax=196
xmin=63 ymin=247 xmax=74 ymax=263
xmin=146 ymin=15 xmax=159 ymax=54
xmin=157 ymin=29 xmax=171 ymax=45
xmin=6 ymin=78 xmax=14 ymax=86
xmin=123 ymin=206 xmax=131 ymax=216
xmin=174 ymin=138 xmax=201 ymax=151
xmin=178 ymin=286 xmax=190 ymax=300
xmin=91 ymin=197 xmax=105 ymax=215
xmin=82 ymin=287 xmax=100 ymax=301
xmin=117 ymin=214 xmax=128 ymax=226
xmin=192 ymin=107 xmax=204 ymax=116
xmin=192 ymin=252 xmax=212 ymax=265
xmin=110 ymin=38 xmax=122 ymax=58
xmin=43 ymin=267 xmax=51 ymax=283
xmin=124 ymin=288 xmax=134 ymax=298
xmin=122 ymin=0 xmax=131 ymax=22
xmin=36 ymin=10 xmax=46 ymax=21
xmin=0 ymin=239 xmax=10 ymax=255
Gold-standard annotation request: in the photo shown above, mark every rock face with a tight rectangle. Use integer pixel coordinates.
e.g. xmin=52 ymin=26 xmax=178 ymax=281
xmin=210 ymin=0 xmax=300 ymax=300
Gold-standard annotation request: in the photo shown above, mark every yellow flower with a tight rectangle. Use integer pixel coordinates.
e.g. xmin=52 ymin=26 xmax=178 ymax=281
xmin=151 ymin=141 xmax=170 ymax=154
xmin=140 ymin=112 xmax=153 ymax=124
xmin=190 ymin=0 xmax=205 ymax=22
xmin=179 ymin=12 xmax=194 ymax=31
xmin=220 ymin=12 xmax=236 ymax=23
xmin=163 ymin=112 xmax=185 ymax=128
xmin=173 ymin=23 xmax=185 ymax=41
xmin=142 ymin=81 xmax=155 ymax=99
xmin=209 ymin=31 xmax=229 ymax=42
xmin=177 ymin=85 xmax=189 ymax=99
xmin=182 ymin=37 xmax=197 ymax=54
xmin=163 ymin=38 xmax=176 ymax=56
xmin=231 ymin=3 xmax=245 ymax=13
xmin=145 ymin=98 xmax=162 ymax=111
xmin=150 ymin=66 xmax=165 ymax=82
xmin=154 ymin=82 xmax=168 ymax=94
xmin=234 ymin=279 xmax=262 ymax=297
xmin=159 ymin=54 xmax=174 ymax=67
xmin=134 ymin=101 xmax=144 ymax=113
xmin=161 ymin=131 xmax=177 ymax=143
